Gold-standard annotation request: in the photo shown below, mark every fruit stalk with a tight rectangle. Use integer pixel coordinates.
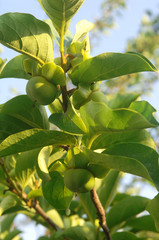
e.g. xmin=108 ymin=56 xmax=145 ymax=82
xmin=90 ymin=187 xmax=112 ymax=240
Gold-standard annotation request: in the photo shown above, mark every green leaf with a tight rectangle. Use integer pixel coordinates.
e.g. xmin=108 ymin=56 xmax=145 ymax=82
xmin=78 ymin=192 xmax=96 ymax=222
xmin=106 ymin=195 xmax=149 ymax=229
xmin=0 ymin=55 xmax=31 ymax=80
xmin=104 ymin=143 xmax=159 ymax=190
xmin=0 ymin=128 xmax=76 ymax=157
xmin=49 ymin=99 xmax=87 ymax=134
xmin=107 ymin=92 xmax=139 ymax=109
xmin=84 ymin=144 xmax=159 ymax=190
xmin=46 ymin=209 xmax=64 ymax=228
xmin=90 ymin=129 xmax=156 ymax=150
xmin=0 ymin=113 xmax=34 ymax=143
xmin=1 ymin=213 xmax=16 ymax=233
xmin=38 ymin=0 xmax=85 ymax=35
xmin=72 ymin=83 xmax=92 ymax=109
xmin=72 ymin=20 xmax=95 ymax=43
xmin=0 ymin=13 xmax=53 ymax=64
xmin=61 ymin=224 xmax=96 ymax=240
xmin=0 ymin=195 xmax=19 ymax=216
xmin=125 ymin=215 xmax=157 ymax=232
xmin=80 ymin=101 xmax=159 ymax=148
xmin=129 ymin=100 xmax=159 ymax=126
xmin=15 ymin=149 xmax=40 ymax=189
xmin=146 ymin=193 xmax=159 ymax=232
xmin=3 ymin=230 xmax=22 ymax=240
xmin=1 ymin=95 xmax=49 ymax=130
xmin=70 ymin=52 xmax=158 ymax=85
xmin=97 ymin=170 xmax=121 ymax=210
xmin=28 ymin=188 xmax=43 ymax=200
xmin=36 ymin=146 xmax=53 ymax=180
xmin=48 ymin=98 xmax=63 ymax=114
xmin=45 ymin=19 xmax=73 ymax=49
xmin=112 ymin=232 xmax=141 ymax=240
xmin=42 ymin=171 xmax=74 ymax=209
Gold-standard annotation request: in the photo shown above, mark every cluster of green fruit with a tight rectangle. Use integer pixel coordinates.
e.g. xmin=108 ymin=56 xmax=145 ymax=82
xmin=63 ymin=149 xmax=108 ymax=193
xmin=24 ymin=59 xmax=65 ymax=105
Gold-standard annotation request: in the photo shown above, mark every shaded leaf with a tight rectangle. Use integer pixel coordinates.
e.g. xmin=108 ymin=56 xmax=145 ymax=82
xmin=0 ymin=55 xmax=30 ymax=80
xmin=0 ymin=13 xmax=53 ymax=64
xmin=15 ymin=149 xmax=40 ymax=189
xmin=107 ymin=196 xmax=149 ymax=229
xmin=45 ymin=19 xmax=73 ymax=49
xmin=80 ymin=101 xmax=159 ymax=149
xmin=0 ymin=113 xmax=33 ymax=143
xmin=1 ymin=213 xmax=16 ymax=233
xmin=97 ymin=170 xmax=121 ymax=210
xmin=90 ymin=129 xmax=156 ymax=150
xmin=129 ymin=100 xmax=159 ymax=126
xmin=84 ymin=144 xmax=159 ymax=190
xmin=42 ymin=171 xmax=74 ymax=209
xmin=49 ymin=99 xmax=87 ymax=134
xmin=70 ymin=52 xmax=158 ymax=85
xmin=1 ymin=95 xmax=49 ymax=130
xmin=0 ymin=195 xmax=19 ymax=216
xmin=3 ymin=230 xmax=22 ymax=240
xmin=61 ymin=224 xmax=96 ymax=240
xmin=0 ymin=128 xmax=76 ymax=157
xmin=112 ymin=232 xmax=141 ymax=240
xmin=104 ymin=143 xmax=159 ymax=190
xmin=38 ymin=0 xmax=85 ymax=35
xmin=125 ymin=215 xmax=157 ymax=233
xmin=147 ymin=193 xmax=159 ymax=232
xmin=107 ymin=92 xmax=139 ymax=109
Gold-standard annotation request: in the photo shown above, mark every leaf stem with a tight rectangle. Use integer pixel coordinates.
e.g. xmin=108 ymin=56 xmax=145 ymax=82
xmin=90 ymin=187 xmax=112 ymax=240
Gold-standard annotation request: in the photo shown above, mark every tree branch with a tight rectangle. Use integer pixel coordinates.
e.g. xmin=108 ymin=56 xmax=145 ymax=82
xmin=90 ymin=187 xmax=112 ymax=240
xmin=0 ymin=158 xmax=59 ymax=231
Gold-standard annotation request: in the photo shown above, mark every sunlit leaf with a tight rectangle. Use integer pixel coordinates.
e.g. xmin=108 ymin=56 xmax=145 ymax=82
xmin=70 ymin=52 xmax=158 ymax=85
xmin=0 ymin=13 xmax=53 ymax=64
xmin=0 ymin=128 xmax=76 ymax=157
xmin=72 ymin=20 xmax=95 ymax=42
xmin=38 ymin=0 xmax=85 ymax=35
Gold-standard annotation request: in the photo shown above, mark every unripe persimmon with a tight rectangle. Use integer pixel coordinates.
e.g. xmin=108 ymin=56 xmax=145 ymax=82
xmin=64 ymin=168 xmax=95 ymax=193
xmin=26 ymin=76 xmax=57 ymax=105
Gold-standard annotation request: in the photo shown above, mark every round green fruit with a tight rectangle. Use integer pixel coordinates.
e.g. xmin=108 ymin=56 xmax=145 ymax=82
xmin=64 ymin=169 xmax=95 ymax=193
xmin=88 ymin=164 xmax=109 ymax=179
xmin=26 ymin=76 xmax=57 ymax=105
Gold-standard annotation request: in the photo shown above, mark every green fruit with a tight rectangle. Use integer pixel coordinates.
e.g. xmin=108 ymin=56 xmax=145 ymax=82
xmin=26 ymin=76 xmax=57 ymax=105
xmin=41 ymin=62 xmax=65 ymax=86
xmin=64 ymin=168 xmax=95 ymax=193
xmin=88 ymin=164 xmax=109 ymax=179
